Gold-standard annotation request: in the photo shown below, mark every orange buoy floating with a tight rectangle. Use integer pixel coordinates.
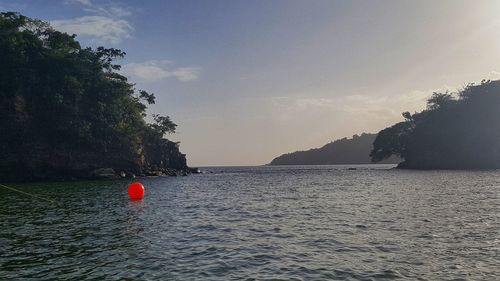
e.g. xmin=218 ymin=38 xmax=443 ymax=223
xmin=128 ymin=182 xmax=145 ymax=200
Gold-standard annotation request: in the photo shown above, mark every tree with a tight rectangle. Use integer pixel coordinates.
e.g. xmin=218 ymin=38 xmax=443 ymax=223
xmin=371 ymin=80 xmax=500 ymax=169
xmin=150 ymin=114 xmax=177 ymax=136
xmin=139 ymin=90 xmax=156 ymax=104
xmin=369 ymin=122 xmax=411 ymax=162
xmin=0 ymin=12 xmax=187 ymax=180
xmin=426 ymin=92 xmax=454 ymax=110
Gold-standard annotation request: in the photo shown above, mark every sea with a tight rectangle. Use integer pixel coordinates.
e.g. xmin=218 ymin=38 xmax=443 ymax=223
xmin=0 ymin=165 xmax=498 ymax=280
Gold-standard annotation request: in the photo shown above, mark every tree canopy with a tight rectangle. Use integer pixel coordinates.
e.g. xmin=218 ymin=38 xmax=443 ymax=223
xmin=0 ymin=12 xmax=184 ymax=180
xmin=371 ymin=80 xmax=500 ymax=169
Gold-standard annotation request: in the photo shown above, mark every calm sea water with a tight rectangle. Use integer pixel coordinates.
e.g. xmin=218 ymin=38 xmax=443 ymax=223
xmin=0 ymin=165 xmax=499 ymax=280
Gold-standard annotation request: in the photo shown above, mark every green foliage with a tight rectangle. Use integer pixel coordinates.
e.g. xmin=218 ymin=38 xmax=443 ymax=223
xmin=150 ymin=114 xmax=177 ymax=136
xmin=370 ymin=122 xmax=412 ymax=162
xmin=426 ymin=92 xmax=455 ymax=110
xmin=371 ymin=80 xmax=500 ymax=169
xmin=0 ymin=12 xmax=185 ymax=180
xmin=139 ymin=90 xmax=156 ymax=104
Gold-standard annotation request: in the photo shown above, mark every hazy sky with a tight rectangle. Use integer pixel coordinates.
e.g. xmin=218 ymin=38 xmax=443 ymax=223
xmin=2 ymin=0 xmax=500 ymax=166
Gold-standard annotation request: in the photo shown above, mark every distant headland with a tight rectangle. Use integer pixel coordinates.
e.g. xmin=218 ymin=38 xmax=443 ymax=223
xmin=269 ymin=133 xmax=401 ymax=165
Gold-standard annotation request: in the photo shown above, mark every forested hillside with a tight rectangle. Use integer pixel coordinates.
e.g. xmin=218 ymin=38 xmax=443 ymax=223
xmin=0 ymin=12 xmax=189 ymax=181
xmin=371 ymin=80 xmax=500 ymax=169
xmin=270 ymin=133 xmax=400 ymax=165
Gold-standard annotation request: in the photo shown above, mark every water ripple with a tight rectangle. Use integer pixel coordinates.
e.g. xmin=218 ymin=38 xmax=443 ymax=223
xmin=0 ymin=165 xmax=499 ymax=280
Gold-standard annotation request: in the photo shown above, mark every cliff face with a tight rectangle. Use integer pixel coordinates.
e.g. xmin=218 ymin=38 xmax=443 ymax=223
xmin=143 ymin=139 xmax=188 ymax=173
xmin=270 ymin=133 xmax=400 ymax=165
xmin=0 ymin=139 xmax=189 ymax=181
xmin=0 ymin=13 xmax=191 ymax=182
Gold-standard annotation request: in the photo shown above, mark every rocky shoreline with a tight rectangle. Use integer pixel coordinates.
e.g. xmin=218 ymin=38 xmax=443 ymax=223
xmin=0 ymin=167 xmax=202 ymax=183
xmin=91 ymin=167 xmax=202 ymax=180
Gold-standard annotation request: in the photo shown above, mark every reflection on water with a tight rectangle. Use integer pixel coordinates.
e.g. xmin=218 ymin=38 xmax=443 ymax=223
xmin=0 ymin=165 xmax=499 ymax=280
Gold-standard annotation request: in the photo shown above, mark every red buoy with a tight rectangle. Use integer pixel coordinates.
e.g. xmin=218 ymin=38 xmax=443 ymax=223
xmin=128 ymin=182 xmax=145 ymax=200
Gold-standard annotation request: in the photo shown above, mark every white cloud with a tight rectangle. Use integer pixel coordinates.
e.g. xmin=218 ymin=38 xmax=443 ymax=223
xmin=267 ymin=90 xmax=431 ymax=123
xmin=170 ymin=67 xmax=201 ymax=82
xmin=53 ymin=0 xmax=133 ymax=44
xmin=52 ymin=16 xmax=132 ymax=44
xmin=487 ymin=71 xmax=500 ymax=81
xmin=121 ymin=60 xmax=201 ymax=82
xmin=67 ymin=0 xmax=92 ymax=7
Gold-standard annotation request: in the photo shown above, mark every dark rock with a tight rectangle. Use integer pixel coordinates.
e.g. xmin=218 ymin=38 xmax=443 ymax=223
xmin=145 ymin=170 xmax=164 ymax=177
xmin=92 ymin=168 xmax=118 ymax=179
xmin=188 ymin=167 xmax=202 ymax=174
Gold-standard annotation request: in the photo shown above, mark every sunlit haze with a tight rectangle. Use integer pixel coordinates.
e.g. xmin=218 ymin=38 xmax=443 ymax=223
xmin=4 ymin=0 xmax=500 ymax=166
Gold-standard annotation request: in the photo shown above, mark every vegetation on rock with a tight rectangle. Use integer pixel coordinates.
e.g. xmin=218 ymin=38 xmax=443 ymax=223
xmin=371 ymin=80 xmax=500 ymax=169
xmin=0 ymin=12 xmax=188 ymax=181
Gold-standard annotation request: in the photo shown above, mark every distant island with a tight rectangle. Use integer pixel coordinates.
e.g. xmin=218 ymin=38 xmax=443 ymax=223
xmin=371 ymin=79 xmax=500 ymax=169
xmin=269 ymin=133 xmax=400 ymax=165
xmin=0 ymin=13 xmax=194 ymax=181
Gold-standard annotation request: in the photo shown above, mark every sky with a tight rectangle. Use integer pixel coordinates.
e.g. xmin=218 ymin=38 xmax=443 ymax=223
xmin=2 ymin=0 xmax=500 ymax=166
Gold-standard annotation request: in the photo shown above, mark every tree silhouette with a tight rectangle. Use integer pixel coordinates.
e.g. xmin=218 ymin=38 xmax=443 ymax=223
xmin=371 ymin=80 xmax=500 ymax=169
